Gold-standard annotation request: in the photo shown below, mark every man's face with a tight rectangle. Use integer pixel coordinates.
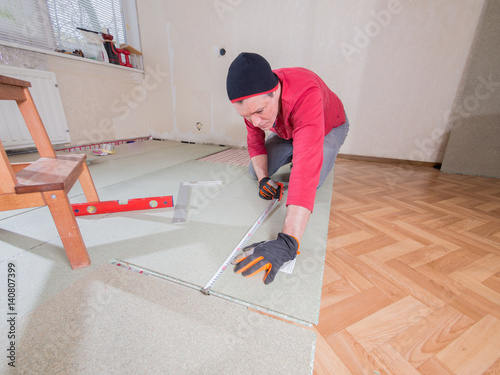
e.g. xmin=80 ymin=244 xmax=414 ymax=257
xmin=233 ymin=86 xmax=280 ymax=131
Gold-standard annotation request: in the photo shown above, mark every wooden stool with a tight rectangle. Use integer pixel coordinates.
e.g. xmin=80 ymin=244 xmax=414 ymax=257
xmin=0 ymin=74 xmax=99 ymax=269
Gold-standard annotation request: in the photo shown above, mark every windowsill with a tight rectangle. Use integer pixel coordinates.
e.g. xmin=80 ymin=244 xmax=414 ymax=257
xmin=0 ymin=40 xmax=144 ymax=74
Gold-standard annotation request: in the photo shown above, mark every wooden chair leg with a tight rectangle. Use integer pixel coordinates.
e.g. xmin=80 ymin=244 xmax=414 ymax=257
xmin=78 ymin=163 xmax=99 ymax=203
xmin=17 ymin=88 xmax=57 ymax=158
xmin=43 ymin=190 xmax=91 ymax=269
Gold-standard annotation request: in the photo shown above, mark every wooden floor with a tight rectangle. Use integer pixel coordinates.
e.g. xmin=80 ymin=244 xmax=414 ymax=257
xmin=313 ymin=158 xmax=500 ymax=375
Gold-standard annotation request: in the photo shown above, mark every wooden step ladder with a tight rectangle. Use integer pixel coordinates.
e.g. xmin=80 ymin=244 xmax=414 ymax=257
xmin=0 ymin=74 xmax=99 ymax=269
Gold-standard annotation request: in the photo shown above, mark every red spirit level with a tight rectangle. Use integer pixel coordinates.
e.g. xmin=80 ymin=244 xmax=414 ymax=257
xmin=72 ymin=196 xmax=174 ymax=216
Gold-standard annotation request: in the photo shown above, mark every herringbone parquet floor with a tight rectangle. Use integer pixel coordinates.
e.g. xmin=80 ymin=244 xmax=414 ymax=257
xmin=314 ymin=158 xmax=500 ymax=375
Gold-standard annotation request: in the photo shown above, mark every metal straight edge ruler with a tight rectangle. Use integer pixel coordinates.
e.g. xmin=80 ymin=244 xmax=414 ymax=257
xmin=172 ymin=181 xmax=222 ymax=224
xmin=201 ymin=196 xmax=281 ymax=295
xmin=72 ymin=196 xmax=174 ymax=216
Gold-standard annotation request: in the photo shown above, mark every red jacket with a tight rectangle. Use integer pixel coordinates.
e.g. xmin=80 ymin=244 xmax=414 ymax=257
xmin=246 ymin=67 xmax=345 ymax=211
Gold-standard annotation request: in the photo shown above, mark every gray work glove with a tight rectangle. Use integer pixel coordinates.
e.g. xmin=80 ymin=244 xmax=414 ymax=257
xmin=234 ymin=233 xmax=299 ymax=284
xmin=258 ymin=177 xmax=284 ymax=201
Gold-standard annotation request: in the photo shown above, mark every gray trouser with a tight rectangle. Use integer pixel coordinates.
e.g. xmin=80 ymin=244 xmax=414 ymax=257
xmin=249 ymin=116 xmax=349 ymax=188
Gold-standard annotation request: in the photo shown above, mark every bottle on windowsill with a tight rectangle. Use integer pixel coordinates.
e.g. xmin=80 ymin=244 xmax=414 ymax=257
xmin=101 ymin=28 xmax=120 ymax=65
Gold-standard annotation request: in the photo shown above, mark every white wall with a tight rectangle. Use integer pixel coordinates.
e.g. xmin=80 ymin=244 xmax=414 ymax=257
xmin=137 ymin=0 xmax=485 ymax=162
xmin=343 ymin=1 xmax=485 ymax=162
xmin=0 ymin=42 xmax=151 ymax=148
xmin=46 ymin=55 xmax=150 ymax=146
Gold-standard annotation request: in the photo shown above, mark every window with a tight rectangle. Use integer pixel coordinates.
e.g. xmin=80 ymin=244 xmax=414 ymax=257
xmin=0 ymin=0 xmax=54 ymax=50
xmin=46 ymin=0 xmax=126 ymax=52
xmin=0 ymin=0 xmax=138 ymax=54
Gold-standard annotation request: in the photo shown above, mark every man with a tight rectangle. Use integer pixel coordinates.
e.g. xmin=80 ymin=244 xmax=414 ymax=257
xmin=226 ymin=52 xmax=349 ymax=284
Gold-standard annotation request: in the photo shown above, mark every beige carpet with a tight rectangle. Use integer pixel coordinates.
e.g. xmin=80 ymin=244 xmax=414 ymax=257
xmin=1 ymin=263 xmax=315 ymax=375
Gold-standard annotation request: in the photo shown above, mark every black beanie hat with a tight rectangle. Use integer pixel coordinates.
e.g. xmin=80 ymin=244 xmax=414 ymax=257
xmin=226 ymin=52 xmax=279 ymax=103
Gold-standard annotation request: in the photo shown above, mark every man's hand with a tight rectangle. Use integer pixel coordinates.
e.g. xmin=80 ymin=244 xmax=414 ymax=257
xmin=259 ymin=177 xmax=284 ymax=200
xmin=234 ymin=233 xmax=299 ymax=284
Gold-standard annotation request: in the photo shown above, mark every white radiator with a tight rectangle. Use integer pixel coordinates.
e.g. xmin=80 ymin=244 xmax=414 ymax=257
xmin=0 ymin=65 xmax=70 ymax=150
